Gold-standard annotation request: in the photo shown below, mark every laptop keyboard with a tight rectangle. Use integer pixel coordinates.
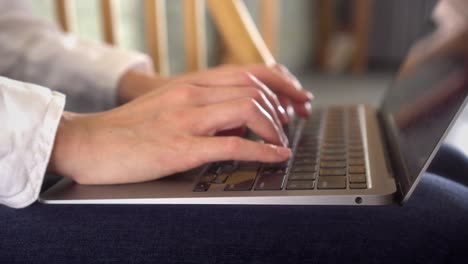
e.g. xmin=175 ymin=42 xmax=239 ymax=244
xmin=193 ymin=106 xmax=368 ymax=192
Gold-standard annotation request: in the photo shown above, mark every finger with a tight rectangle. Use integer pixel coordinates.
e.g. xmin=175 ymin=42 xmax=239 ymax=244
xmin=279 ymin=95 xmax=311 ymax=118
xmin=181 ymin=71 xmax=289 ymax=123
xmin=192 ymin=136 xmax=291 ymax=163
xmin=186 ymin=98 xmax=288 ymax=146
xmin=246 ymin=74 xmax=289 ymax=124
xmin=244 ymin=64 xmax=313 ymax=103
xmin=292 ymin=101 xmax=312 ymax=118
xmin=186 ymin=85 xmax=285 ymax=133
xmin=278 ymin=96 xmax=295 ymax=120
xmin=173 ymin=66 xmax=309 ymax=120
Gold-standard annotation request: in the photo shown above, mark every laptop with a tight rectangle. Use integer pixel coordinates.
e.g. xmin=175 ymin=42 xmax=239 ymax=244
xmin=40 ymin=53 xmax=468 ymax=206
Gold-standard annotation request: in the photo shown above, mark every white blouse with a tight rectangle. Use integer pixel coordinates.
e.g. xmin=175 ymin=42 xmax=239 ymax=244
xmin=0 ymin=0 xmax=152 ymax=208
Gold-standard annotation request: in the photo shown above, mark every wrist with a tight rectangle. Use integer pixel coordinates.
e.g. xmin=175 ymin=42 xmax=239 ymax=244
xmin=117 ymin=69 xmax=169 ymax=104
xmin=47 ymin=111 xmax=82 ymax=177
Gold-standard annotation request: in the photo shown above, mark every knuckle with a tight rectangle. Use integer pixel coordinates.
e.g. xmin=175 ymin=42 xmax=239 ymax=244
xmin=172 ymin=84 xmax=198 ymax=102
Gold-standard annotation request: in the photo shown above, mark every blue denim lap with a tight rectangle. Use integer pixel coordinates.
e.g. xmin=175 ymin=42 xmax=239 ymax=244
xmin=1 ymin=173 xmax=467 ymax=264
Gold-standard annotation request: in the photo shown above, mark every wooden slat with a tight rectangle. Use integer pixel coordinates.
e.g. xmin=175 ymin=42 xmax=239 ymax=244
xmin=351 ymin=0 xmax=372 ymax=74
xmin=315 ymin=0 xmax=336 ymax=70
xmin=258 ymin=0 xmax=279 ymax=56
xmin=206 ymin=0 xmax=275 ymax=65
xmin=99 ymin=0 xmax=118 ymax=45
xmin=54 ymin=0 xmax=75 ymax=32
xmin=183 ymin=0 xmax=207 ymax=72
xmin=144 ymin=0 xmax=169 ymax=75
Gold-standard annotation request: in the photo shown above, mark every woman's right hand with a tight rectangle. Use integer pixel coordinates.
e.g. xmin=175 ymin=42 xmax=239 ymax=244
xmin=48 ymin=81 xmax=293 ymax=185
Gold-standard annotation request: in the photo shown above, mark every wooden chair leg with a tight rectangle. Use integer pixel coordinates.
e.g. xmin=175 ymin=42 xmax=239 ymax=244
xmin=206 ymin=0 xmax=275 ymax=65
xmin=99 ymin=0 xmax=118 ymax=45
xmin=183 ymin=0 xmax=207 ymax=72
xmin=54 ymin=0 xmax=75 ymax=32
xmin=144 ymin=0 xmax=170 ymax=75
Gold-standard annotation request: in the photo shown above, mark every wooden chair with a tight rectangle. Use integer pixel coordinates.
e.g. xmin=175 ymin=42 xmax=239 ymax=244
xmin=53 ymin=0 xmax=278 ymax=76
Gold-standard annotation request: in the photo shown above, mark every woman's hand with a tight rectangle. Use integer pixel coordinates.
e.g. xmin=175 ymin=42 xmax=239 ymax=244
xmin=118 ymin=64 xmax=313 ymax=119
xmin=48 ymin=82 xmax=292 ymax=185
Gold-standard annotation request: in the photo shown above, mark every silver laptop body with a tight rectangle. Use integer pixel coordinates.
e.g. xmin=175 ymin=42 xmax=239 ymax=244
xmin=40 ymin=55 xmax=468 ymax=206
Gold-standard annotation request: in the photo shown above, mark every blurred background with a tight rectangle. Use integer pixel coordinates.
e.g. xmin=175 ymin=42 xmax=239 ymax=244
xmin=30 ymin=0 xmax=468 ymax=155
xmin=28 ymin=0 xmax=440 ymax=107
xmin=29 ymin=0 xmax=437 ymax=75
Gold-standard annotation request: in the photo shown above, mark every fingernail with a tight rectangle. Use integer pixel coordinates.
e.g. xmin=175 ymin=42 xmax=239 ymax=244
xmin=305 ymin=91 xmax=314 ymax=100
xmin=278 ymin=105 xmax=290 ymax=123
xmin=282 ymin=133 xmax=289 ymax=147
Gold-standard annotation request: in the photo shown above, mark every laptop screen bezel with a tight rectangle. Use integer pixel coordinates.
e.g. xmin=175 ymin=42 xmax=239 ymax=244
xmin=377 ymin=55 xmax=468 ymax=203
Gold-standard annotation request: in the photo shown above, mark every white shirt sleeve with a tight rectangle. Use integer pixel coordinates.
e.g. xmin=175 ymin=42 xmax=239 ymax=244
xmin=0 ymin=1 xmax=154 ymax=208
xmin=0 ymin=77 xmax=65 ymax=208
xmin=0 ymin=0 xmax=153 ymax=111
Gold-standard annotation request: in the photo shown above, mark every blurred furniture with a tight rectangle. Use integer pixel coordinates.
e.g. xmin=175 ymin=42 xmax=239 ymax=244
xmin=53 ymin=0 xmax=277 ymax=75
xmin=316 ymin=0 xmax=371 ymax=74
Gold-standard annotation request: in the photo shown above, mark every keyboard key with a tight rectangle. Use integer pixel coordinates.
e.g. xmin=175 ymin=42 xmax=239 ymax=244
xmin=219 ymin=161 xmax=238 ymax=173
xmin=322 ymin=143 xmax=346 ymax=149
xmin=289 ymin=172 xmax=317 ymax=180
xmin=320 ymin=161 xmax=346 ymax=168
xmin=348 ymin=146 xmax=363 ymax=152
xmin=349 ymin=141 xmax=363 ymax=147
xmin=348 ymin=152 xmax=364 ymax=159
xmin=324 ymin=136 xmax=345 ymax=141
xmin=193 ymin=182 xmax=210 ymax=192
xmin=321 ymin=149 xmax=346 ymax=155
xmin=295 ymin=152 xmax=317 ymax=158
xmin=349 ymin=174 xmax=367 ymax=183
xmin=224 ymin=171 xmax=257 ymax=191
xmin=349 ymin=158 xmax=365 ymax=165
xmin=293 ymin=165 xmax=317 ymax=173
xmin=264 ymin=161 xmax=289 ymax=173
xmin=349 ymin=166 xmax=366 ymax=174
xmin=237 ymin=162 xmax=259 ymax=171
xmin=317 ymin=176 xmax=346 ymax=189
xmin=213 ymin=173 xmax=229 ymax=184
xmin=321 ymin=154 xmax=346 ymax=161
xmin=319 ymin=168 xmax=346 ymax=176
xmin=297 ymin=147 xmax=318 ymax=153
xmin=294 ymin=158 xmax=317 ymax=165
xmin=255 ymin=172 xmax=286 ymax=190
xmin=349 ymin=183 xmax=367 ymax=189
xmin=199 ymin=174 xmax=217 ymax=183
xmin=286 ymin=180 xmax=315 ymax=190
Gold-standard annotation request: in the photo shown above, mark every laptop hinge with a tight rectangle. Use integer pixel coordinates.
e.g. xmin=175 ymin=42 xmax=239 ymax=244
xmin=376 ymin=110 xmax=407 ymax=203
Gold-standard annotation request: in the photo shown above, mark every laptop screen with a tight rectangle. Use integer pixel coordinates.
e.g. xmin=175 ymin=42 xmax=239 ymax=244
xmin=379 ymin=55 xmax=468 ymax=202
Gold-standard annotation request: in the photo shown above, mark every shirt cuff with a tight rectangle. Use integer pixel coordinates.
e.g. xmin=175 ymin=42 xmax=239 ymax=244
xmin=0 ymin=77 xmax=65 ymax=208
